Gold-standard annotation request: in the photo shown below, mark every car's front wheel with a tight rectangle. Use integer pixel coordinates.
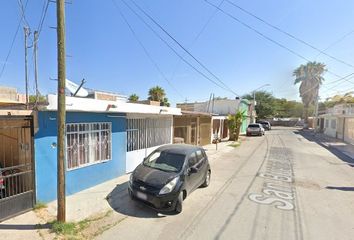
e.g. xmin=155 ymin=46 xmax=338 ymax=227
xmin=175 ymin=192 xmax=183 ymax=213
xmin=128 ymin=189 xmax=135 ymax=200
xmin=201 ymin=170 xmax=211 ymax=187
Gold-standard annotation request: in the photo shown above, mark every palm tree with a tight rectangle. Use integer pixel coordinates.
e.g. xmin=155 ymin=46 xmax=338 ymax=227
xmin=293 ymin=61 xmax=326 ymax=127
xmin=227 ymin=110 xmax=246 ymax=141
xmin=128 ymin=94 xmax=139 ymax=102
xmin=148 ymin=86 xmax=170 ymax=106
xmin=148 ymin=86 xmax=165 ymax=101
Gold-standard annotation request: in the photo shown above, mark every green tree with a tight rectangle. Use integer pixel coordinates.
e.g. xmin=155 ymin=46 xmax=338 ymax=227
xmin=227 ymin=110 xmax=247 ymax=141
xmin=128 ymin=94 xmax=139 ymax=102
xmin=148 ymin=86 xmax=170 ymax=106
xmin=293 ymin=61 xmax=326 ymax=127
xmin=148 ymin=86 xmax=165 ymax=101
xmin=243 ymin=91 xmax=275 ymax=119
xmin=324 ymin=92 xmax=354 ymax=108
xmin=29 ymin=95 xmax=46 ymax=103
xmin=161 ymin=97 xmax=170 ymax=107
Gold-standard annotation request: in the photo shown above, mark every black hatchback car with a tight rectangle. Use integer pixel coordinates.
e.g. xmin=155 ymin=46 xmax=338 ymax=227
xmin=128 ymin=144 xmax=211 ymax=213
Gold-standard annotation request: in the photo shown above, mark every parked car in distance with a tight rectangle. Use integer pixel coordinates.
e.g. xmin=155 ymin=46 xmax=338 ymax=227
xmin=258 ymin=121 xmax=271 ymax=130
xmin=246 ymin=123 xmax=265 ymax=136
xmin=128 ymin=144 xmax=211 ymax=213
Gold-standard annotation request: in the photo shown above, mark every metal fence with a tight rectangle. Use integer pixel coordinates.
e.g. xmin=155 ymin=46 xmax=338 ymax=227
xmin=0 ymin=116 xmax=34 ymax=221
xmin=127 ymin=117 xmax=172 ymax=152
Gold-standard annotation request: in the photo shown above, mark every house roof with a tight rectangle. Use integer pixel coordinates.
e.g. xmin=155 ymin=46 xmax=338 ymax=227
xmin=180 ymin=110 xmax=213 ymax=117
xmin=44 ymin=94 xmax=181 ymax=115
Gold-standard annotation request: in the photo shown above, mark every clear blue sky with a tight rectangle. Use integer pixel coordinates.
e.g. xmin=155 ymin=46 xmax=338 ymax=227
xmin=1 ymin=0 xmax=354 ymax=106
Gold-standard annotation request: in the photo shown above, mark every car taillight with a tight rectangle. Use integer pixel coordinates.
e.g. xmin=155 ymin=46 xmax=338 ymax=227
xmin=0 ymin=178 xmax=4 ymax=185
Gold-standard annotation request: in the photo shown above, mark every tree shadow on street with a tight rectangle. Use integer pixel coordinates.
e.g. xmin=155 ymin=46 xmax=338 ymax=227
xmin=106 ymin=181 xmax=170 ymax=219
xmin=294 ymin=130 xmax=354 ymax=167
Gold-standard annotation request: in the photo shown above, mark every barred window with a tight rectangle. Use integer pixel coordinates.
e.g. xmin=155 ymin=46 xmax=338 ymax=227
xmin=127 ymin=118 xmax=172 ymax=152
xmin=66 ymin=122 xmax=112 ymax=170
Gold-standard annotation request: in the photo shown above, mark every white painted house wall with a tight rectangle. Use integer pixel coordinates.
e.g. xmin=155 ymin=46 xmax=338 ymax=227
xmin=192 ymin=99 xmax=241 ymax=115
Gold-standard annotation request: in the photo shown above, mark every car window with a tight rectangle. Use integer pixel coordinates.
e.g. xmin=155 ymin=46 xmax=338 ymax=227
xmin=196 ymin=150 xmax=204 ymax=161
xmin=248 ymin=124 xmax=260 ymax=128
xmin=143 ymin=150 xmax=186 ymax=172
xmin=188 ymin=152 xmax=197 ymax=167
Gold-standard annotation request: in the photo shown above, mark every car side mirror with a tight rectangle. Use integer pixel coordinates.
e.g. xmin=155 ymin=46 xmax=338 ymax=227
xmin=189 ymin=166 xmax=198 ymax=174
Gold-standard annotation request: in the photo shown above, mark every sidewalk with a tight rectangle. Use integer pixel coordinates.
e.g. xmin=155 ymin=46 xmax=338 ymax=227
xmin=300 ymin=129 xmax=354 ymax=162
xmin=0 ymin=140 xmax=238 ymax=239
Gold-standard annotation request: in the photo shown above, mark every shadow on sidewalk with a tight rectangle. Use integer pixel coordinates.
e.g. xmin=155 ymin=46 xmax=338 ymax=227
xmin=0 ymin=223 xmax=50 ymax=230
xmin=326 ymin=186 xmax=354 ymax=192
xmin=294 ymin=130 xmax=354 ymax=166
xmin=106 ymin=182 xmax=169 ymax=219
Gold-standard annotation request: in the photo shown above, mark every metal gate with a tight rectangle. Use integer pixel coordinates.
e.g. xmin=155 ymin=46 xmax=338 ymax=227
xmin=0 ymin=116 xmax=35 ymax=221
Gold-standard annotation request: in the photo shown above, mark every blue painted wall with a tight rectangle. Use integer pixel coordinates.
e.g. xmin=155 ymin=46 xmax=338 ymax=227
xmin=35 ymin=111 xmax=126 ymax=203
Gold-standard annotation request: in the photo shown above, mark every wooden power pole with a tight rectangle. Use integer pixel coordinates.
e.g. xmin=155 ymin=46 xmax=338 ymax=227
xmin=33 ymin=31 xmax=39 ymax=106
xmin=24 ymin=27 xmax=30 ymax=109
xmin=57 ymin=0 xmax=66 ymax=222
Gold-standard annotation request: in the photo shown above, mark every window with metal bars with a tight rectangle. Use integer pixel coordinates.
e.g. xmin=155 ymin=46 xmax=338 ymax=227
xmin=126 ymin=118 xmax=172 ymax=152
xmin=66 ymin=122 xmax=112 ymax=170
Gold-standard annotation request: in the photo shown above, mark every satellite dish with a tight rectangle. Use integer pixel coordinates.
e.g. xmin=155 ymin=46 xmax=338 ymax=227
xmin=65 ymin=79 xmax=88 ymax=97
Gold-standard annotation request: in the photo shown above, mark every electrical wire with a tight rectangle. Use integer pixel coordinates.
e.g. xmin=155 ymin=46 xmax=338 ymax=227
xmin=204 ymin=0 xmax=312 ymax=62
xmin=225 ymin=0 xmax=354 ymax=69
xmin=18 ymin=0 xmax=31 ymax=28
xmin=315 ymin=29 xmax=354 ymax=59
xmin=204 ymin=0 xmax=354 ymax=95
xmin=118 ymin=0 xmax=235 ymax=95
xmin=111 ymin=0 xmax=184 ymax=99
xmin=129 ymin=0 xmax=240 ymax=97
xmin=0 ymin=0 xmax=29 ymax=81
xmin=169 ymin=0 xmax=226 ymax=82
xmin=37 ymin=0 xmax=50 ymax=39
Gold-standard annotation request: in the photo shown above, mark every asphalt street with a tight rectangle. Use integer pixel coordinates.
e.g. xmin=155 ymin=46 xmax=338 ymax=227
xmin=97 ymin=127 xmax=354 ymax=240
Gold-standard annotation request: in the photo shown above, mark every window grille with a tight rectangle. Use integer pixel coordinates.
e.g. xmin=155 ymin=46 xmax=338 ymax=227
xmin=127 ymin=118 xmax=172 ymax=152
xmin=66 ymin=122 xmax=112 ymax=170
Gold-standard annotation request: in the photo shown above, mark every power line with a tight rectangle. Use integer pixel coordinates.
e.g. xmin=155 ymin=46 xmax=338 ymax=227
xmin=18 ymin=0 xmax=31 ymax=27
xmin=37 ymin=0 xmax=50 ymax=38
xmin=321 ymin=74 xmax=354 ymax=93
xmin=204 ymin=0 xmax=312 ymax=62
xmin=129 ymin=0 xmax=240 ymax=97
xmin=111 ymin=0 xmax=184 ymax=99
xmin=0 ymin=0 xmax=29 ymax=80
xmin=204 ymin=0 xmax=354 ymax=94
xmin=225 ymin=0 xmax=354 ymax=69
xmin=298 ymin=72 xmax=354 ymax=97
xmin=118 ymin=0 xmax=235 ymax=95
xmin=170 ymin=0 xmax=225 ymax=82
xmin=315 ymin=29 xmax=354 ymax=59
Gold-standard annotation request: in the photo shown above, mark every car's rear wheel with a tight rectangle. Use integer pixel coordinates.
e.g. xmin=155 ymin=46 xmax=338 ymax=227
xmin=201 ymin=170 xmax=211 ymax=187
xmin=175 ymin=192 xmax=183 ymax=214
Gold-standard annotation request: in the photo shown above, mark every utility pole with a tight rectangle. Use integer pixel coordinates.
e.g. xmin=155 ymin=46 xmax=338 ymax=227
xmin=57 ymin=0 xmax=66 ymax=222
xmin=33 ymin=31 xmax=39 ymax=107
xmin=314 ymin=89 xmax=320 ymax=131
xmin=24 ymin=27 xmax=30 ymax=109
xmin=253 ymin=90 xmax=256 ymax=123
